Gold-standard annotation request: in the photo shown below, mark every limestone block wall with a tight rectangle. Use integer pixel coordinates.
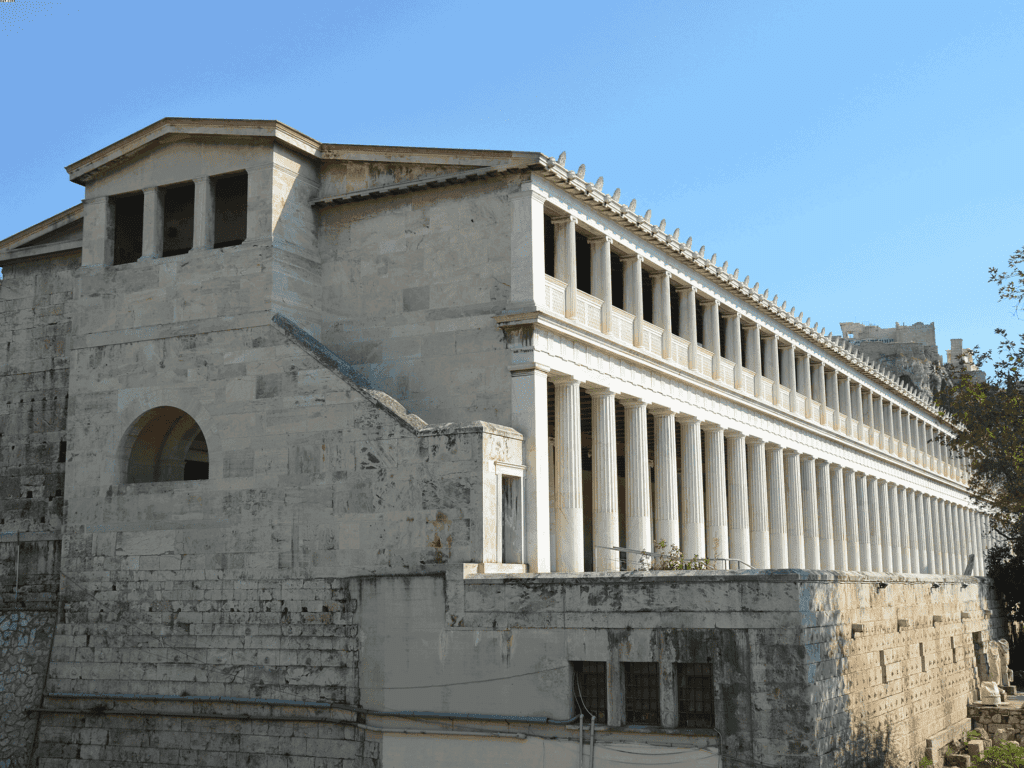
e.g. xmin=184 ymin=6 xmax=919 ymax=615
xmin=0 ymin=611 xmax=56 ymax=768
xmin=319 ymin=175 xmax=519 ymax=426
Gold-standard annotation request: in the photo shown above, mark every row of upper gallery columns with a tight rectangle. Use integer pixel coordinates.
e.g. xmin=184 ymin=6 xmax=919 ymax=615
xmin=540 ymin=212 xmax=966 ymax=482
xmin=519 ymin=371 xmax=988 ymax=577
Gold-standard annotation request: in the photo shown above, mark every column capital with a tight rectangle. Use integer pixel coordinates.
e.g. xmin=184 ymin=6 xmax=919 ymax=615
xmin=550 ymin=213 xmax=578 ymax=225
xmin=799 ymin=453 xmax=816 ymax=463
xmin=701 ymin=422 xmax=725 ymax=435
xmin=620 ymin=396 xmax=648 ymax=410
xmin=587 ymin=385 xmax=617 ymax=398
xmin=782 ymin=447 xmax=800 ymax=457
xmin=549 ymin=373 xmax=581 ymax=387
xmin=724 ymin=428 xmax=746 ymax=439
xmin=678 ymin=413 xmax=701 ymax=425
xmin=586 ymin=233 xmax=611 ymax=245
xmin=647 ymin=404 xmax=675 ymax=417
xmin=744 ymin=435 xmax=764 ymax=446
xmin=765 ymin=443 xmax=785 ymax=455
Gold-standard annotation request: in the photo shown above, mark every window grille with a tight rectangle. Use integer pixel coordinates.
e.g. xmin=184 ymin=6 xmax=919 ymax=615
xmin=624 ymin=662 xmax=660 ymax=725
xmin=677 ymin=662 xmax=714 ymax=728
xmin=572 ymin=661 xmax=607 ymax=724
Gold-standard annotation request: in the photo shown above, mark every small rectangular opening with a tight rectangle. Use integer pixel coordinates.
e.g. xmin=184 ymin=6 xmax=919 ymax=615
xmin=58 ymin=440 xmax=67 ymax=463
xmin=544 ymin=214 xmax=555 ymax=277
xmin=671 ymin=294 xmax=680 ymax=336
xmin=695 ymin=301 xmax=705 ymax=346
xmin=624 ymin=662 xmax=660 ymax=725
xmin=575 ymin=233 xmax=591 ymax=294
xmin=572 ymin=661 xmax=608 ymax=724
xmin=677 ymin=662 xmax=714 ymax=728
xmin=113 ymin=193 xmax=144 ymax=265
xmin=719 ymin=316 xmax=728 ymax=357
xmin=213 ymin=172 xmax=248 ymax=248
xmin=501 ymin=475 xmax=523 ymax=564
xmin=640 ymin=268 xmax=653 ymax=323
xmin=919 ymin=642 xmax=927 ymax=673
xmin=610 ymin=254 xmax=624 ymax=309
xmin=951 ymin=637 xmax=957 ymax=664
xmin=162 ymin=182 xmax=195 ymax=257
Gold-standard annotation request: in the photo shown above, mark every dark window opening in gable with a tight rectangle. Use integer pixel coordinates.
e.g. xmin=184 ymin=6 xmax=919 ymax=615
xmin=214 ymin=173 xmax=248 ymax=248
xmin=624 ymin=662 xmax=660 ymax=725
xmin=113 ymin=193 xmax=144 ymax=265
xmin=572 ymin=661 xmax=608 ymax=724
xmin=162 ymin=182 xmax=195 ymax=257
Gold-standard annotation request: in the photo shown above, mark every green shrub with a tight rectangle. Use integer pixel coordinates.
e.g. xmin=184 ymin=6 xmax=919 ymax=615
xmin=975 ymin=741 xmax=1024 ymax=768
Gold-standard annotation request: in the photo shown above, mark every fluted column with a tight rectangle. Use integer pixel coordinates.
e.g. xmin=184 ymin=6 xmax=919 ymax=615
xmin=704 ymin=424 xmax=729 ymax=564
xmin=876 ymin=479 xmax=892 ymax=572
xmin=943 ymin=500 xmax=957 ymax=574
xmin=654 ymin=273 xmax=673 ymax=359
xmin=765 ymin=335 xmax=781 ymax=406
xmin=956 ymin=505 xmax=969 ymax=576
xmin=899 ymin=487 xmax=916 ymax=573
xmin=705 ymin=300 xmax=722 ymax=379
xmin=935 ymin=497 xmax=950 ymax=574
xmin=141 ymin=186 xmax=164 ymax=261
xmin=552 ymin=215 xmax=577 ymax=318
xmin=680 ymin=416 xmax=706 ymax=560
xmin=746 ymin=438 xmax=770 ymax=569
xmin=974 ymin=511 xmax=986 ymax=577
xmin=800 ymin=455 xmax=819 ymax=569
xmin=916 ymin=492 xmax=933 ymax=573
xmin=815 ymin=460 xmax=834 ymax=569
xmin=652 ymin=407 xmax=680 ymax=551
xmin=843 ymin=468 xmax=860 ymax=570
xmin=590 ymin=388 xmax=619 ymax=572
xmin=928 ymin=496 xmax=944 ymax=574
xmin=624 ymin=256 xmax=643 ymax=347
xmin=766 ymin=445 xmax=788 ymax=568
xmin=680 ymin=286 xmax=699 ymax=369
xmin=745 ymin=324 xmax=763 ymax=397
xmin=726 ymin=431 xmax=751 ymax=570
xmin=553 ymin=377 xmax=584 ymax=572
xmin=623 ymin=399 xmax=651 ymax=568
xmin=590 ymin=236 xmax=613 ymax=333
xmin=192 ymin=176 xmax=215 ymax=252
xmin=829 ymin=464 xmax=848 ymax=570
xmin=856 ymin=474 xmax=874 ymax=571
xmin=887 ymin=483 xmax=903 ymax=573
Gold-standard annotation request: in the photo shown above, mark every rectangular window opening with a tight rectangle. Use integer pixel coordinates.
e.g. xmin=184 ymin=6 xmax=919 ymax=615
xmin=695 ymin=301 xmax=705 ymax=346
xmin=112 ymin=193 xmax=144 ymax=265
xmin=162 ymin=182 xmax=195 ymax=257
xmin=671 ymin=295 xmax=680 ymax=336
xmin=213 ymin=172 xmax=248 ymax=248
xmin=575 ymin=233 xmax=592 ymax=294
xmin=719 ymin=316 xmax=728 ymax=357
xmin=624 ymin=662 xmax=660 ymax=725
xmin=610 ymin=254 xmax=625 ymax=310
xmin=677 ymin=662 xmax=714 ymax=728
xmin=640 ymin=268 xmax=653 ymax=323
xmin=544 ymin=214 xmax=555 ymax=277
xmin=58 ymin=440 xmax=67 ymax=463
xmin=501 ymin=475 xmax=523 ymax=564
xmin=572 ymin=661 xmax=608 ymax=724
xmin=740 ymin=326 xmax=749 ymax=369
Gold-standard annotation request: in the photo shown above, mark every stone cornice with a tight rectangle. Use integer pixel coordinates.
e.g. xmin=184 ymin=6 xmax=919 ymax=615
xmin=532 ymin=155 xmax=949 ymax=424
xmin=0 ymin=203 xmax=82 ymax=255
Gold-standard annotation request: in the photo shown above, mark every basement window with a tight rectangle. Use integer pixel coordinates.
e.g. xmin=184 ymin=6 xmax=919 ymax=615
xmin=162 ymin=182 xmax=195 ymax=257
xmin=213 ymin=172 xmax=248 ymax=248
xmin=572 ymin=661 xmax=608 ymax=724
xmin=113 ymin=193 xmax=144 ymax=265
xmin=624 ymin=662 xmax=660 ymax=725
xmin=677 ymin=662 xmax=714 ymax=729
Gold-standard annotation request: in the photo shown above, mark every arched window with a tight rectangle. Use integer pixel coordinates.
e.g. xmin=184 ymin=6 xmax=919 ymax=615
xmin=122 ymin=407 xmax=209 ymax=483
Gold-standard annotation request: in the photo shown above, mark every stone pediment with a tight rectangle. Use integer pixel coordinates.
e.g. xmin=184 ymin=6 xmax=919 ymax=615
xmin=0 ymin=204 xmax=83 ymax=263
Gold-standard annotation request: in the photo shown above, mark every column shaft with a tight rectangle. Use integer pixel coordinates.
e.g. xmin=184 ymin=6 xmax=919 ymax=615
xmin=800 ymin=456 xmax=819 ymax=569
xmin=726 ymin=432 xmax=751 ymax=570
xmin=746 ymin=439 xmax=770 ymax=569
xmin=681 ymin=286 xmax=698 ymax=369
xmin=680 ymin=417 xmax=706 ymax=560
xmin=845 ymin=470 xmax=862 ymax=570
xmin=192 ymin=177 xmax=215 ymax=251
xmin=625 ymin=257 xmax=643 ymax=346
xmin=815 ymin=460 xmax=834 ymax=570
xmin=141 ymin=186 xmax=164 ymax=260
xmin=900 ymin=487 xmax=916 ymax=573
xmin=888 ymin=484 xmax=903 ymax=574
xmin=746 ymin=325 xmax=763 ymax=397
xmin=591 ymin=389 xmax=619 ymax=571
xmin=591 ymin=237 xmax=613 ymax=333
xmin=875 ymin=479 xmax=892 ymax=572
xmin=705 ymin=301 xmax=722 ymax=379
xmin=766 ymin=445 xmax=788 ymax=568
xmin=830 ymin=465 xmax=848 ymax=570
xmin=856 ymin=475 xmax=873 ymax=571
xmin=553 ymin=378 xmax=584 ymax=572
xmin=624 ymin=400 xmax=651 ymax=568
xmin=704 ymin=425 xmax=729 ymax=563
xmin=917 ymin=493 xmax=933 ymax=574
xmin=654 ymin=273 xmax=672 ymax=359
xmin=510 ymin=368 xmax=550 ymax=573
xmin=652 ymin=409 xmax=680 ymax=552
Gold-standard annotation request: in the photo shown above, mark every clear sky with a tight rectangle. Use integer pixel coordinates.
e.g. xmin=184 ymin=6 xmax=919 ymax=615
xmin=2 ymin=0 xmax=1022 ymax=369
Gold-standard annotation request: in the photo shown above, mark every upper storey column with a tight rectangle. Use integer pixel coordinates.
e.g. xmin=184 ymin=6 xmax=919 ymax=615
xmin=726 ymin=431 xmax=751 ymax=570
xmin=589 ymin=236 xmax=613 ymax=334
xmin=863 ymin=392 xmax=875 ymax=445
xmin=551 ymin=215 xmax=577 ymax=319
xmin=704 ymin=424 xmax=729 ymax=563
xmin=651 ymin=407 xmax=680 ymax=551
xmin=893 ymin=406 xmax=905 ymax=458
xmin=140 ymin=186 xmax=164 ymax=261
xmin=678 ymin=285 xmax=699 ymax=370
xmin=82 ymin=196 xmax=115 ymax=267
xmin=825 ymin=369 xmax=839 ymax=429
xmin=781 ymin=345 xmax=798 ymax=414
xmin=509 ymin=185 xmax=547 ymax=312
xmin=746 ymin=438 xmax=770 ymax=569
xmin=796 ymin=352 xmax=811 ymax=401
xmin=509 ymin=366 xmax=550 ymax=572
xmin=704 ymin=300 xmax=722 ymax=380
xmin=680 ymin=416 xmax=706 ymax=560
xmin=590 ymin=388 xmax=619 ymax=572
xmin=839 ymin=377 xmax=853 ymax=436
xmin=812 ymin=362 xmax=827 ymax=424
xmin=552 ymin=376 xmax=584 ymax=573
xmin=653 ymin=273 xmax=673 ymax=359
xmin=851 ymin=383 xmax=865 ymax=440
xmin=623 ymin=256 xmax=643 ymax=347
xmin=745 ymin=324 xmax=764 ymax=398
xmin=918 ymin=420 xmax=928 ymax=468
xmin=724 ymin=313 xmax=743 ymax=388
xmin=623 ymin=398 xmax=652 ymax=568
xmin=765 ymin=335 xmax=782 ymax=407
xmin=766 ymin=444 xmax=788 ymax=568
xmin=192 ymin=176 xmax=215 ymax=252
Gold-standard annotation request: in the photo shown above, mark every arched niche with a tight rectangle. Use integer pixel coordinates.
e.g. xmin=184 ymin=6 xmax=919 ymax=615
xmin=121 ymin=406 xmax=209 ymax=483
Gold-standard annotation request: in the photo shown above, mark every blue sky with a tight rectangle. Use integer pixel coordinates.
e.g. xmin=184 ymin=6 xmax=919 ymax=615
xmin=2 ymin=0 xmax=1022 ymax=368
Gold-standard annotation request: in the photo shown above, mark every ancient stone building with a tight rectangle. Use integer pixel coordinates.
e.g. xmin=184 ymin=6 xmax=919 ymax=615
xmin=0 ymin=118 xmax=1008 ymax=768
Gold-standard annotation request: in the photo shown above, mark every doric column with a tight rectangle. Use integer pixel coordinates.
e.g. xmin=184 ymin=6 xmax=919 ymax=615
xmin=974 ymin=511 xmax=986 ymax=577
xmin=843 ymin=468 xmax=860 ymax=570
xmin=766 ymin=444 xmax=788 ymax=568
xmin=553 ymin=377 xmax=584 ymax=573
xmin=939 ymin=497 xmax=952 ymax=574
xmin=949 ymin=501 xmax=965 ymax=575
xmin=623 ymin=255 xmax=643 ymax=347
xmin=623 ymin=399 xmax=651 ymax=568
xmin=796 ymin=354 xmax=811 ymax=399
xmin=875 ymin=479 xmax=892 ymax=572
xmin=653 ymin=273 xmax=672 ymax=359
xmin=746 ymin=438 xmax=770 ymax=569
xmin=745 ymin=324 xmax=763 ymax=397
xmin=908 ymin=415 xmax=919 ymax=463
xmin=680 ymin=286 xmax=699 ymax=369
xmin=899 ymin=486 xmax=916 ymax=573
xmin=765 ymin=335 xmax=781 ymax=406
xmin=783 ymin=449 xmax=805 ymax=568
xmin=928 ymin=496 xmax=944 ymax=574
xmin=782 ymin=346 xmax=798 ymax=413
xmin=704 ymin=300 xmax=722 ymax=379
xmin=725 ymin=314 xmax=743 ymax=387
xmin=933 ymin=497 xmax=948 ymax=574
xmin=552 ymin=215 xmax=577 ymax=318
xmin=141 ymin=186 xmax=164 ymax=261
xmin=815 ymin=460 xmax=834 ymax=570
xmin=829 ymin=464 xmax=848 ymax=570
xmin=509 ymin=366 xmax=550 ymax=573
xmin=704 ymin=424 xmax=729 ymax=563
xmin=726 ymin=431 xmax=751 ymax=570
xmin=191 ymin=177 xmax=215 ymax=252
xmin=888 ymin=483 xmax=903 ymax=574
xmin=957 ymin=505 xmax=971 ymax=575
xmin=680 ymin=416 xmax=706 ymax=560
xmin=651 ymin=407 xmax=680 ymax=551
xmin=851 ymin=383 xmax=864 ymax=437
xmin=943 ymin=500 xmax=957 ymax=574
xmin=590 ymin=388 xmax=619 ymax=572
xmin=856 ymin=474 xmax=873 ymax=571
xmin=589 ymin=236 xmax=613 ymax=334
xmin=800 ymin=455 xmax=819 ymax=569
xmin=916 ymin=492 xmax=932 ymax=574
xmin=826 ymin=370 xmax=840 ymax=429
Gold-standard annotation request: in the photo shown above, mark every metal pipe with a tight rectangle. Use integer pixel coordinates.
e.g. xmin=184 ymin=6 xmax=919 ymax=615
xmin=355 ymin=723 xmax=526 ymax=739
